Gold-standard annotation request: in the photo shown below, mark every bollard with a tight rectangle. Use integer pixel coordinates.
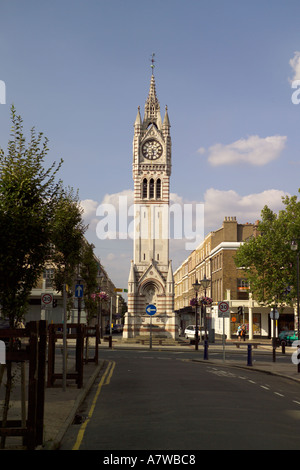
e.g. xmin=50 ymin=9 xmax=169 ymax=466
xmin=247 ymin=344 xmax=252 ymax=366
xmin=204 ymin=339 xmax=209 ymax=360
xmin=281 ymin=341 xmax=286 ymax=355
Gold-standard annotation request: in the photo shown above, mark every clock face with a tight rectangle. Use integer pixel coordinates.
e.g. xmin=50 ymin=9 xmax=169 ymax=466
xmin=142 ymin=139 xmax=163 ymax=160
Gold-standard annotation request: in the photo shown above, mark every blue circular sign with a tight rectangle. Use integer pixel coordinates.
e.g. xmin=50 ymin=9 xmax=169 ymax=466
xmin=146 ymin=304 xmax=157 ymax=316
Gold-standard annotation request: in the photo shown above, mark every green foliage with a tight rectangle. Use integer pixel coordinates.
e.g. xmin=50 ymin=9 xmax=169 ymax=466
xmin=235 ymin=192 xmax=300 ymax=308
xmin=51 ymin=186 xmax=87 ymax=299
xmin=0 ymin=106 xmax=62 ymax=324
xmin=80 ymin=242 xmax=99 ymax=324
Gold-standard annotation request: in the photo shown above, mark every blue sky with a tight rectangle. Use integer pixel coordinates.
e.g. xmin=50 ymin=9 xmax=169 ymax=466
xmin=1 ymin=0 xmax=300 ymax=290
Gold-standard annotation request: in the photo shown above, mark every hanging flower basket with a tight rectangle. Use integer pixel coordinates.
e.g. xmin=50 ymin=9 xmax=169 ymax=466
xmin=190 ymin=296 xmax=213 ymax=307
xmin=200 ymin=296 xmax=213 ymax=306
xmin=91 ymin=291 xmax=109 ymax=302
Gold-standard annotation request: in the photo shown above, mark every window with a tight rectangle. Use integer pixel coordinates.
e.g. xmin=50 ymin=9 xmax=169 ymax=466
xmin=44 ymin=268 xmax=54 ymax=288
xmin=238 ymin=279 xmax=250 ymax=291
xmin=149 ymin=179 xmax=154 ymax=199
xmin=156 ymin=179 xmax=161 ymax=199
xmin=143 ymin=178 xmax=147 ymax=199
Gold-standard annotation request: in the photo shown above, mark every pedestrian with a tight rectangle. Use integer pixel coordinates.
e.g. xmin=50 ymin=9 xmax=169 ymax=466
xmin=241 ymin=324 xmax=246 ymax=341
xmin=237 ymin=325 xmax=242 ymax=341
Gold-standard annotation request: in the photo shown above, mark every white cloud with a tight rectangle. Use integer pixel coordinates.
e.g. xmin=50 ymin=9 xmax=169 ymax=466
xmin=80 ymin=198 xmax=99 ymax=230
xmin=203 ymin=187 xmax=289 ymax=231
xmin=80 ymin=188 xmax=290 ymax=286
xmin=106 ymin=252 xmax=117 ymax=261
xmin=200 ymin=135 xmax=286 ymax=167
xmin=102 ymin=189 xmax=134 ymax=206
xmin=289 ymin=51 xmax=300 ymax=82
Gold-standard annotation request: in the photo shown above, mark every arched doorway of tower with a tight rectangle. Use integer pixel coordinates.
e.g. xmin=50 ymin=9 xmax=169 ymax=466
xmin=138 ymin=280 xmax=165 ymax=336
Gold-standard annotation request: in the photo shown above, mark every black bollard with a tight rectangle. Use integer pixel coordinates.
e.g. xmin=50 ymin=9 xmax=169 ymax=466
xmin=247 ymin=344 xmax=252 ymax=366
xmin=204 ymin=339 xmax=209 ymax=360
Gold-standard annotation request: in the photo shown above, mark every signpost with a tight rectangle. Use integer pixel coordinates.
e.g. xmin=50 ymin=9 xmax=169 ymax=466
xmin=75 ymin=284 xmax=83 ymax=323
xmin=146 ymin=304 xmax=157 ymax=316
xmin=270 ymin=308 xmax=279 ymax=362
xmin=63 ymin=284 xmax=67 ymax=391
xmin=41 ymin=293 xmax=53 ymax=308
xmin=0 ymin=340 xmax=5 ymax=364
xmin=146 ymin=304 xmax=157 ymax=349
xmin=75 ymin=284 xmax=83 ymax=298
xmin=218 ymin=301 xmax=230 ymax=362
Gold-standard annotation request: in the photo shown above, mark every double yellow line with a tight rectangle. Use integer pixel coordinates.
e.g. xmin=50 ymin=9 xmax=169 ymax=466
xmin=73 ymin=360 xmax=116 ymax=450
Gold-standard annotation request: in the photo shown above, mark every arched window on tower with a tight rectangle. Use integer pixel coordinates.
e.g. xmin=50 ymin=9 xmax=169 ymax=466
xmin=156 ymin=179 xmax=161 ymax=199
xmin=142 ymin=178 xmax=147 ymax=199
xmin=149 ymin=179 xmax=154 ymax=199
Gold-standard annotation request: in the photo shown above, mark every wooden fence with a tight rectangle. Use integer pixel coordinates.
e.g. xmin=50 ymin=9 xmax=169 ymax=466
xmin=47 ymin=323 xmax=99 ymax=388
xmin=0 ymin=321 xmax=99 ymax=449
xmin=0 ymin=321 xmax=47 ymax=450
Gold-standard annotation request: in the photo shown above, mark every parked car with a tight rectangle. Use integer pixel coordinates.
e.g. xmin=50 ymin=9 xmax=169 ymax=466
xmin=113 ymin=324 xmax=123 ymax=334
xmin=0 ymin=318 xmax=21 ymax=349
xmin=105 ymin=324 xmax=123 ymax=335
xmin=285 ymin=331 xmax=298 ymax=346
xmin=0 ymin=318 xmax=11 ymax=346
xmin=184 ymin=325 xmax=205 ymax=340
xmin=279 ymin=330 xmax=295 ymax=345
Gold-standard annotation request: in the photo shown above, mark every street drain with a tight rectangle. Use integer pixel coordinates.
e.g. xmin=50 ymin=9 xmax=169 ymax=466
xmin=73 ymin=414 xmax=88 ymax=425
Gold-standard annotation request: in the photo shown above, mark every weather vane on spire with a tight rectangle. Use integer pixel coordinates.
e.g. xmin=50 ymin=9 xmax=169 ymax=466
xmin=150 ymin=53 xmax=155 ymax=74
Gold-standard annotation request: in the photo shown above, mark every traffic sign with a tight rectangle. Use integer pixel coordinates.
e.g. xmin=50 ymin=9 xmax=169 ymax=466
xmin=75 ymin=284 xmax=83 ymax=298
xmin=41 ymin=293 xmax=53 ymax=308
xmin=146 ymin=304 xmax=157 ymax=316
xmin=218 ymin=301 xmax=230 ymax=318
xmin=270 ymin=309 xmax=279 ymax=320
xmin=0 ymin=340 xmax=5 ymax=364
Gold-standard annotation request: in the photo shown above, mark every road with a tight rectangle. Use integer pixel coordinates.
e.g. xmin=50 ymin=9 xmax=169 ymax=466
xmin=61 ymin=349 xmax=300 ymax=451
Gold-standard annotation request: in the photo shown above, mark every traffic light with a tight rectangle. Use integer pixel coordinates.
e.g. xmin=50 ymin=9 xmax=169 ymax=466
xmin=53 ymin=299 xmax=57 ymax=308
xmin=238 ymin=306 xmax=243 ymax=316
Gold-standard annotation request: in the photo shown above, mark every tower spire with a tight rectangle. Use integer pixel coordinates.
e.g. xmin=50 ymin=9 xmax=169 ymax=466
xmin=144 ymin=54 xmax=161 ymax=126
xmin=150 ymin=52 xmax=155 ymax=75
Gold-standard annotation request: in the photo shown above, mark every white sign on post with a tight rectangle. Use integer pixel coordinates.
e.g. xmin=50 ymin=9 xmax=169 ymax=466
xmin=270 ymin=309 xmax=279 ymax=320
xmin=0 ymin=340 xmax=5 ymax=364
xmin=218 ymin=302 xmax=230 ymax=363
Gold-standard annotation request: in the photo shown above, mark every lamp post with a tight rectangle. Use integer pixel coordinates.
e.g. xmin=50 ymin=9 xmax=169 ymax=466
xmin=77 ymin=274 xmax=82 ymax=324
xmin=192 ymin=279 xmax=201 ymax=351
xmin=200 ymin=274 xmax=211 ymax=360
xmin=291 ymin=240 xmax=300 ymax=373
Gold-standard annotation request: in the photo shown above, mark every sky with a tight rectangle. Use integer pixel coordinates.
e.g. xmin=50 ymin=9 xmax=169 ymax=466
xmin=1 ymin=0 xmax=300 ymax=293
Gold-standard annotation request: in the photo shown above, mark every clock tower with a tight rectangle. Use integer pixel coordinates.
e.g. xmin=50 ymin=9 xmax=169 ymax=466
xmin=123 ymin=68 xmax=177 ymax=339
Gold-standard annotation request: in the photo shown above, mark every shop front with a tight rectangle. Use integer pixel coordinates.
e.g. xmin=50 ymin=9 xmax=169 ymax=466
xmin=230 ymin=312 xmax=262 ymax=338
xmin=230 ymin=309 xmax=295 ymax=339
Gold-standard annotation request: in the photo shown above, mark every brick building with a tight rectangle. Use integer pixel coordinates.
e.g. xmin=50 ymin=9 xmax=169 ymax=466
xmin=174 ymin=216 xmax=295 ymax=339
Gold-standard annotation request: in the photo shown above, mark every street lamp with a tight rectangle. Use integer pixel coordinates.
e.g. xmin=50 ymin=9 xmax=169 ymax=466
xmin=192 ymin=279 xmax=201 ymax=351
xmin=200 ymin=274 xmax=210 ymax=360
xmin=77 ymin=271 xmax=82 ymax=324
xmin=200 ymin=274 xmax=210 ymax=292
xmin=291 ymin=240 xmax=300 ymax=373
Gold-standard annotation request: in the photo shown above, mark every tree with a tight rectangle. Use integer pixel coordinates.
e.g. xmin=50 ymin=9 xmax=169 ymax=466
xmin=80 ymin=242 xmax=99 ymax=324
xmin=234 ymin=192 xmax=300 ymax=309
xmin=51 ymin=186 xmax=87 ymax=313
xmin=0 ymin=106 xmax=62 ymax=326
xmin=0 ymin=106 xmax=63 ymax=448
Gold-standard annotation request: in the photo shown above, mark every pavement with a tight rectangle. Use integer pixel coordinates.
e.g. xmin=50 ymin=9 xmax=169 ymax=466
xmin=2 ymin=336 xmax=300 ymax=450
